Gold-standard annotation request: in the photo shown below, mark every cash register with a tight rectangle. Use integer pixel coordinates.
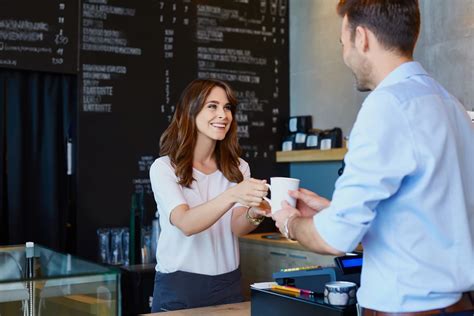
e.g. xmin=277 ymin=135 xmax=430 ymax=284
xmin=250 ymin=252 xmax=362 ymax=316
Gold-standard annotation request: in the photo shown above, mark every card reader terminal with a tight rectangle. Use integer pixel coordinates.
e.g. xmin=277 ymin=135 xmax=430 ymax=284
xmin=273 ymin=252 xmax=362 ymax=294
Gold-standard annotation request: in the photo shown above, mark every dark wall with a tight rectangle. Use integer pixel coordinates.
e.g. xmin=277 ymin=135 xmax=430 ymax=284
xmin=1 ymin=0 xmax=290 ymax=261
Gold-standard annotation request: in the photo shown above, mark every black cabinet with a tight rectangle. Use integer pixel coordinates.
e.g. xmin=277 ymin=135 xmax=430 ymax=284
xmin=251 ymin=288 xmax=357 ymax=316
xmin=120 ymin=264 xmax=156 ymax=315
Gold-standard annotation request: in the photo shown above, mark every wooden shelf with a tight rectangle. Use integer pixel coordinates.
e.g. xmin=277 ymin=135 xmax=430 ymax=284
xmin=276 ymin=148 xmax=347 ymax=162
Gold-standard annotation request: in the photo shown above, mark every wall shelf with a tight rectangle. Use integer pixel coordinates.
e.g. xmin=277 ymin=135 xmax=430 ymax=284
xmin=276 ymin=148 xmax=347 ymax=162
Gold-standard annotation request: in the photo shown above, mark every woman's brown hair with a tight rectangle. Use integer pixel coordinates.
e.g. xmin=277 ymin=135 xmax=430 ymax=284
xmin=159 ymin=79 xmax=243 ymax=187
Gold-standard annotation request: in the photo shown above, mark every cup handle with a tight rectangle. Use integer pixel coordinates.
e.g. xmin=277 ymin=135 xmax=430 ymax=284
xmin=263 ymin=184 xmax=271 ymax=205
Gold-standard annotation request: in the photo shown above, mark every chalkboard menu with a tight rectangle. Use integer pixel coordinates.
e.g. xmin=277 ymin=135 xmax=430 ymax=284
xmin=0 ymin=0 xmax=290 ymax=260
xmin=76 ymin=0 xmax=289 ymax=260
xmin=0 ymin=0 xmax=78 ymax=74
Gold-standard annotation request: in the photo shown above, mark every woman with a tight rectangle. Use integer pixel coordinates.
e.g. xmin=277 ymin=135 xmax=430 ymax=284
xmin=149 ymin=79 xmax=269 ymax=312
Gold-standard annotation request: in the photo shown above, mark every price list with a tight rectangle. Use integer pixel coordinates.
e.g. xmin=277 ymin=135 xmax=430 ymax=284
xmin=0 ymin=0 xmax=78 ymax=73
xmin=193 ymin=0 xmax=289 ymax=176
xmin=76 ymin=0 xmax=289 ymax=259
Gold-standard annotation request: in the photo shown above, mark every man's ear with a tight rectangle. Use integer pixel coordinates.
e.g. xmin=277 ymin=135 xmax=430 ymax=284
xmin=354 ymin=25 xmax=369 ymax=53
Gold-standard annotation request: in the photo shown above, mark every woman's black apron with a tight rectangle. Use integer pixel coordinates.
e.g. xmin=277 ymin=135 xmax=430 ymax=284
xmin=151 ymin=267 xmax=243 ymax=312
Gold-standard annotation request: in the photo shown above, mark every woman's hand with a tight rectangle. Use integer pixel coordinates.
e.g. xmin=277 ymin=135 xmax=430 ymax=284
xmin=249 ymin=199 xmax=271 ymax=218
xmin=229 ymin=178 xmax=268 ymax=207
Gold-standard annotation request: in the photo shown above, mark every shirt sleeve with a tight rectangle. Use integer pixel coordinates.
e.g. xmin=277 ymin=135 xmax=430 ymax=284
xmin=314 ymin=90 xmax=418 ymax=252
xmin=149 ymin=158 xmax=187 ymax=223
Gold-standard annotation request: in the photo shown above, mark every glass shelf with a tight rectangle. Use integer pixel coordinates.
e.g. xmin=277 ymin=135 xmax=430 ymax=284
xmin=0 ymin=244 xmax=120 ymax=315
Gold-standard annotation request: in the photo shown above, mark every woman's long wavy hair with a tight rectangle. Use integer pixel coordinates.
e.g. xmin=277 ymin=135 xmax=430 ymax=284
xmin=159 ymin=79 xmax=243 ymax=187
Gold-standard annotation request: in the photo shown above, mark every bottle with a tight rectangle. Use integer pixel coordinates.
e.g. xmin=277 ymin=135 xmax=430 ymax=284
xmin=25 ymin=241 xmax=42 ymax=278
xmin=151 ymin=210 xmax=160 ymax=263
xmin=129 ymin=193 xmax=142 ymax=265
xmin=138 ymin=191 xmax=146 ymax=263
xmin=122 ymin=227 xmax=130 ymax=266
xmin=25 ymin=241 xmax=35 ymax=279
xmin=25 ymin=241 xmax=39 ymax=316
xmin=129 ymin=194 xmax=137 ymax=265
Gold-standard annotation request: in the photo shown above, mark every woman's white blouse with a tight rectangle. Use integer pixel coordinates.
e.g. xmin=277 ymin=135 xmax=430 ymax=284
xmin=149 ymin=156 xmax=250 ymax=275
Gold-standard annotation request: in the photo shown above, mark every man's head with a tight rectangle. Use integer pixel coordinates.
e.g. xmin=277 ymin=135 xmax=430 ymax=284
xmin=337 ymin=0 xmax=420 ymax=91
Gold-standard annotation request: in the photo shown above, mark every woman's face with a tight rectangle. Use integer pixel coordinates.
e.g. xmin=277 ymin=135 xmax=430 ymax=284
xmin=195 ymin=86 xmax=233 ymax=142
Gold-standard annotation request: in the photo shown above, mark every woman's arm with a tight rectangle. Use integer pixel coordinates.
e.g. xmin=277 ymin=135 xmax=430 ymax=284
xmin=230 ymin=203 xmax=270 ymax=236
xmin=171 ymin=178 xmax=267 ymax=236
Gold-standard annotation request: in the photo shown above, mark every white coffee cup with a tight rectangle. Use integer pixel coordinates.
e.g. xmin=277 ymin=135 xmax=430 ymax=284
xmin=264 ymin=177 xmax=300 ymax=213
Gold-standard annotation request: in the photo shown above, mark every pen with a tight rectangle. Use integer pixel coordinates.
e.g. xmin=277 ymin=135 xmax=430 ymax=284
xmin=271 ymin=285 xmax=315 ymax=296
xmin=299 ymin=288 xmax=315 ymax=295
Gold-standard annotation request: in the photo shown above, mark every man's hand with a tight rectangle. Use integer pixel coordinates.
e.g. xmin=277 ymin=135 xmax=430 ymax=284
xmin=289 ymin=188 xmax=330 ymax=217
xmin=271 ymin=201 xmax=301 ymax=236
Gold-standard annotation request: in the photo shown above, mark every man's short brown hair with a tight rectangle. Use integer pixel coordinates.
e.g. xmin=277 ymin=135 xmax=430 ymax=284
xmin=337 ymin=0 xmax=420 ymax=57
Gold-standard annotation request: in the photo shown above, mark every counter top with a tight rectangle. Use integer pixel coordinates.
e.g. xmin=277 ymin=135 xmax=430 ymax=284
xmin=239 ymin=233 xmax=363 ymax=252
xmin=239 ymin=233 xmax=304 ymax=250
xmin=141 ymin=301 xmax=249 ymax=316
xmin=276 ymin=148 xmax=347 ymax=162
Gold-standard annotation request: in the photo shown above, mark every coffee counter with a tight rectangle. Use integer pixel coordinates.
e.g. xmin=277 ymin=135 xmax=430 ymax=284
xmin=239 ymin=233 xmax=336 ymax=299
xmin=141 ymin=233 xmax=361 ymax=315
xmin=239 ymin=232 xmax=306 ymax=250
xmin=141 ymin=301 xmax=249 ymax=316
xmin=239 ymin=233 xmax=363 ymax=252
xmin=239 ymin=233 xmax=363 ymax=299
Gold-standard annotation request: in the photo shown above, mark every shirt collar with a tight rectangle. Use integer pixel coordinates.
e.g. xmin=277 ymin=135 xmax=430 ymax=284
xmin=375 ymin=61 xmax=429 ymax=91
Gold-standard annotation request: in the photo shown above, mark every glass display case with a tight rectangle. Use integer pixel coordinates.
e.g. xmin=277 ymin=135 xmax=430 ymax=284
xmin=0 ymin=243 xmax=120 ymax=315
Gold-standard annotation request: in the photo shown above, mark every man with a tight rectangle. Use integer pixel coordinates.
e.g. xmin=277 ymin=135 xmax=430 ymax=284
xmin=272 ymin=0 xmax=474 ymax=314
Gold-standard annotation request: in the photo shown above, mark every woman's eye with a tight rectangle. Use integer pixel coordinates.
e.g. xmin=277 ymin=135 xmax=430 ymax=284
xmin=224 ymin=104 xmax=232 ymax=111
xmin=207 ymin=103 xmax=217 ymax=109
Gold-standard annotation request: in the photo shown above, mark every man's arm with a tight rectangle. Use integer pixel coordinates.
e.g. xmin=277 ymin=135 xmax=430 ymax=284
xmin=272 ymin=202 xmax=344 ymax=256
xmin=288 ymin=215 xmax=344 ymax=256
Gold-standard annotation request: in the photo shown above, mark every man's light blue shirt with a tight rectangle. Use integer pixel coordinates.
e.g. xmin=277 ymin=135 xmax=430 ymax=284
xmin=314 ymin=61 xmax=474 ymax=312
